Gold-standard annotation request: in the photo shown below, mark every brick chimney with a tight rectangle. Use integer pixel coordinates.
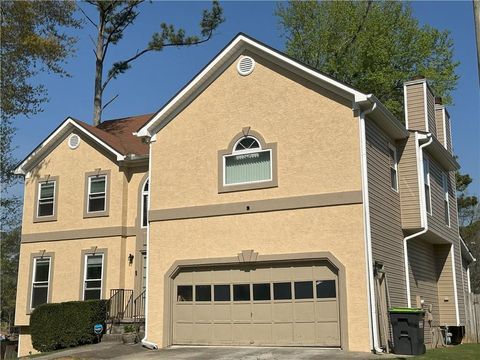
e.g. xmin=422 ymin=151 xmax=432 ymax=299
xmin=403 ymin=77 xmax=437 ymax=137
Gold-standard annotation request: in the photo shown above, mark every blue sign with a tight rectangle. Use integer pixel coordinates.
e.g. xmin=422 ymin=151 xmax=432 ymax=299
xmin=94 ymin=324 xmax=103 ymax=335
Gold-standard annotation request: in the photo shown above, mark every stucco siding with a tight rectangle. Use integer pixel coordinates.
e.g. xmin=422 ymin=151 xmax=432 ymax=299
xmin=147 ymin=205 xmax=370 ymax=352
xmin=365 ymin=118 xmax=407 ymax=307
xmin=398 ymin=136 xmax=422 ymax=229
xmin=149 ymin=52 xmax=362 ymax=211
xmin=15 ymin=236 xmax=136 ymax=326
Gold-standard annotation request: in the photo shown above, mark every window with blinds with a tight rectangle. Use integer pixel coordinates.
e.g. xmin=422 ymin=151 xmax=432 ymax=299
xmin=38 ymin=181 xmax=55 ymax=217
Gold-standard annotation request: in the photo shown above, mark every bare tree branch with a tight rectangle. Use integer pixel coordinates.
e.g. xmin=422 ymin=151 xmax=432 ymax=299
xmin=78 ymin=6 xmax=97 ymax=28
xmin=101 ymin=94 xmax=119 ymax=111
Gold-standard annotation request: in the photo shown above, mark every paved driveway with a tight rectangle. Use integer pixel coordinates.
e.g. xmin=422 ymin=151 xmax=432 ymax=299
xmin=28 ymin=342 xmax=401 ymax=360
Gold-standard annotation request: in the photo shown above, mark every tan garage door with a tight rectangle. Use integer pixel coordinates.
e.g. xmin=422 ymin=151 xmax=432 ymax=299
xmin=172 ymin=261 xmax=340 ymax=346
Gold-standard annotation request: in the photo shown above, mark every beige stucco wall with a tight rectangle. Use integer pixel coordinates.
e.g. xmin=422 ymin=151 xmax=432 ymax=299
xmin=149 ymin=52 xmax=361 ymax=210
xmin=15 ymin=236 xmax=136 ymax=327
xmin=22 ymin=133 xmax=127 ymax=234
xmin=147 ymin=204 xmax=370 ymax=351
xmin=18 ymin=333 xmax=39 ymax=358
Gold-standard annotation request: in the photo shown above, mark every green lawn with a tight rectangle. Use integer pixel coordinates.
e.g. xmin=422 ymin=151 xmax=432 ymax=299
xmin=405 ymin=344 xmax=480 ymax=359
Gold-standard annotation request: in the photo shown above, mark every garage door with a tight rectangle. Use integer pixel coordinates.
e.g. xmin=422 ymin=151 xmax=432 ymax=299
xmin=172 ymin=261 xmax=340 ymax=346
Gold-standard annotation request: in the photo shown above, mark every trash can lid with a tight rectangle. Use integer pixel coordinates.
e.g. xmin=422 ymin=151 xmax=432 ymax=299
xmin=389 ymin=307 xmax=424 ymax=314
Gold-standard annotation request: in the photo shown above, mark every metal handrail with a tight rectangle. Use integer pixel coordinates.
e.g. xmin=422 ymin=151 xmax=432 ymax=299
xmin=107 ymin=289 xmax=133 ymax=320
xmin=133 ymin=289 xmax=146 ymax=322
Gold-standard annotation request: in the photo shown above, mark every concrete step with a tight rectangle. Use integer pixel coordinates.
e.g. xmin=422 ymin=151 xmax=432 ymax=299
xmin=101 ymin=334 xmax=123 ymax=343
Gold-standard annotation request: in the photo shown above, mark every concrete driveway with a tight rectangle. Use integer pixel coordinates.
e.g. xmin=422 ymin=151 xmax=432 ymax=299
xmin=27 ymin=342 xmax=402 ymax=360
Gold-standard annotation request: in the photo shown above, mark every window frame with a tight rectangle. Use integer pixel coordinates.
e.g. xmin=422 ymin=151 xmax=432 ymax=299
xmin=82 ymin=253 xmax=104 ymax=301
xmin=442 ymin=172 xmax=451 ymax=227
xmin=28 ymin=253 xmax=54 ymax=313
xmin=388 ymin=143 xmax=399 ymax=192
xmin=218 ymin=128 xmax=278 ymax=193
xmin=83 ymin=170 xmax=110 ymax=218
xmin=423 ymin=156 xmax=432 ymax=215
xmin=33 ymin=176 xmax=59 ymax=222
xmin=141 ymin=179 xmax=149 ymax=228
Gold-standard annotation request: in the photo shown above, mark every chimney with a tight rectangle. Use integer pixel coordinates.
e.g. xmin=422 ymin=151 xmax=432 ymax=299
xmin=403 ymin=77 xmax=437 ymax=136
xmin=434 ymin=98 xmax=453 ymax=152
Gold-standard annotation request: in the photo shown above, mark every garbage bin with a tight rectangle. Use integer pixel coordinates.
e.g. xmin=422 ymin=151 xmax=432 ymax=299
xmin=389 ymin=307 xmax=426 ymax=355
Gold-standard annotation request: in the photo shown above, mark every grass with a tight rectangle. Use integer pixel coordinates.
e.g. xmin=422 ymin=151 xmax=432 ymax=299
xmin=398 ymin=344 xmax=480 ymax=359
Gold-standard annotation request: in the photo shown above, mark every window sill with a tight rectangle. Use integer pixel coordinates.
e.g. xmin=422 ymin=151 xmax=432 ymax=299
xmin=83 ymin=212 xmax=109 ymax=219
xmin=218 ymin=181 xmax=278 ymax=194
xmin=33 ymin=216 xmax=57 ymax=223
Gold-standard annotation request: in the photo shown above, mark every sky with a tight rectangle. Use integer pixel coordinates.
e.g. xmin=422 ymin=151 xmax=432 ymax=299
xmin=11 ymin=1 xmax=480 ymax=198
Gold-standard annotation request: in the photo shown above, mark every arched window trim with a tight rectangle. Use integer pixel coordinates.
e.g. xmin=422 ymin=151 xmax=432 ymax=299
xmin=141 ymin=178 xmax=149 ymax=228
xmin=218 ymin=128 xmax=278 ymax=193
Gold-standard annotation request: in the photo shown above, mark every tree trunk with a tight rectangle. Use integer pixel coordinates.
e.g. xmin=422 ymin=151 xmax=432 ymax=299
xmin=93 ymin=10 xmax=105 ymax=126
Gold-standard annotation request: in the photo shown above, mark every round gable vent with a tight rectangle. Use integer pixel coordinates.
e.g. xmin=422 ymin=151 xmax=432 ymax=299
xmin=68 ymin=134 xmax=80 ymax=149
xmin=237 ymin=56 xmax=255 ymax=76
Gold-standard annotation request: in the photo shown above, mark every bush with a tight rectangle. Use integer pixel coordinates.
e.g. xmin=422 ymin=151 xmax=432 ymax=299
xmin=30 ymin=300 xmax=107 ymax=352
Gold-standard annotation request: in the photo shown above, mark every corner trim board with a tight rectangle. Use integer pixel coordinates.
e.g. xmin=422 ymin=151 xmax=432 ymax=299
xmin=21 ymin=226 xmax=136 ymax=243
xmin=149 ymin=190 xmax=363 ymax=221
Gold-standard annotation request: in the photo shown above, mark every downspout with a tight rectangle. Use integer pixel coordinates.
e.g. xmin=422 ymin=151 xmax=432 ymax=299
xmin=141 ymin=134 xmax=159 ymax=350
xmin=358 ymin=95 xmax=383 ymax=353
xmin=403 ymin=132 xmax=433 ymax=307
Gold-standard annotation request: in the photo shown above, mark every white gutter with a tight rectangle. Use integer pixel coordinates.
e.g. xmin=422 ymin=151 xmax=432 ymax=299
xmin=358 ymin=95 xmax=383 ymax=353
xmin=403 ymin=132 xmax=433 ymax=307
xmin=141 ymin=134 xmax=159 ymax=350
xmin=451 ymin=244 xmax=460 ymax=325
xmin=467 ymin=267 xmax=472 ymax=293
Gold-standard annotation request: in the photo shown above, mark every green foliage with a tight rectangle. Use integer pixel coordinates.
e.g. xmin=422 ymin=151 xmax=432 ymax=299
xmin=30 ymin=300 xmax=108 ymax=352
xmin=123 ymin=324 xmax=136 ymax=333
xmin=456 ymin=170 xmax=479 ymax=226
xmin=276 ymin=0 xmax=459 ymax=119
xmin=0 ymin=0 xmax=80 ymax=119
xmin=461 ymin=220 xmax=480 ymax=294
xmin=0 ymin=227 xmax=21 ymax=329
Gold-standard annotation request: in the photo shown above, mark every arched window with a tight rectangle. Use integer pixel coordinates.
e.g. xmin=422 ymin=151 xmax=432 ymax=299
xmin=141 ymin=179 xmax=149 ymax=228
xmin=219 ymin=129 xmax=277 ymax=192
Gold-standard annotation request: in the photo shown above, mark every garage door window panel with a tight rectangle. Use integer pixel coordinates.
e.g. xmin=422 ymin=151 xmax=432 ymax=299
xmin=177 ymin=285 xmax=193 ymax=302
xmin=214 ymin=285 xmax=230 ymax=301
xmin=274 ymin=282 xmax=292 ymax=300
xmin=253 ymin=283 xmax=271 ymax=301
xmin=195 ymin=285 xmax=212 ymax=302
xmin=295 ymin=281 xmax=314 ymax=299
xmin=316 ymin=280 xmax=336 ymax=299
xmin=233 ymin=284 xmax=250 ymax=301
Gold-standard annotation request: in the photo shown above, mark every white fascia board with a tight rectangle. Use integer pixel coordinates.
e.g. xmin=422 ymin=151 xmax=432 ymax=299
xmin=136 ymin=34 xmax=368 ymax=138
xmin=14 ymin=118 xmax=125 ymax=175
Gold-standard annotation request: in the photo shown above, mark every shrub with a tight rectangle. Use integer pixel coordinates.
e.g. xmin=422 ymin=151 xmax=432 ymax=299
xmin=30 ymin=300 xmax=107 ymax=352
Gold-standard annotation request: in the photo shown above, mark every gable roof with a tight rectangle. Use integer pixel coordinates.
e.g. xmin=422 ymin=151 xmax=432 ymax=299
xmin=15 ymin=114 xmax=151 ymax=176
xmin=135 ymin=33 xmax=407 ymax=139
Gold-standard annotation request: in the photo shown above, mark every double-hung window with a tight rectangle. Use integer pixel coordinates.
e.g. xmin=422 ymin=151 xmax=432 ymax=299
xmin=37 ymin=180 xmax=56 ymax=219
xmin=423 ymin=156 xmax=432 ymax=215
xmin=442 ymin=172 xmax=450 ymax=226
xmin=83 ymin=254 xmax=104 ymax=300
xmin=31 ymin=257 xmax=51 ymax=309
xmin=388 ymin=144 xmax=398 ymax=191
xmin=88 ymin=175 xmax=107 ymax=213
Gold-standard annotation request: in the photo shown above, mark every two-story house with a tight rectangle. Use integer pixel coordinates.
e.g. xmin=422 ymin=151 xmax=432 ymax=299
xmin=14 ymin=33 xmax=472 ymax=356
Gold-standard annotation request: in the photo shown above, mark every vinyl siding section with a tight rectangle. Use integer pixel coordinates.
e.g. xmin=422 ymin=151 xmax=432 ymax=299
xmin=398 ymin=135 xmax=422 ymax=229
xmin=445 ymin=113 xmax=452 ymax=152
xmin=365 ymin=118 xmax=407 ymax=307
xmin=408 ymin=239 xmax=439 ymax=346
xmin=405 ymin=82 xmax=427 ymax=131
xmin=435 ymin=244 xmax=456 ymax=325
xmin=426 ymin=85 xmax=437 ymax=136
xmin=435 ymin=107 xmax=446 ymax=148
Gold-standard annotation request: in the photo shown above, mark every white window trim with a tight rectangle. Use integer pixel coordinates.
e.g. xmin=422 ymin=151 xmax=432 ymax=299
xmin=30 ymin=257 xmax=51 ymax=310
xmin=222 ymin=136 xmax=273 ymax=187
xmin=82 ymin=253 xmax=104 ymax=301
xmin=87 ymin=175 xmax=107 ymax=214
xmin=388 ymin=143 xmax=399 ymax=192
xmin=424 ymin=156 xmax=432 ymax=215
xmin=141 ymin=179 xmax=149 ymax=229
xmin=37 ymin=181 xmax=56 ymax=218
xmin=443 ymin=172 xmax=451 ymax=227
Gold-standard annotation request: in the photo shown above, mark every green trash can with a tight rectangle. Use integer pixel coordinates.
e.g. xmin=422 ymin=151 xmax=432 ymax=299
xmin=389 ymin=307 xmax=426 ymax=355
